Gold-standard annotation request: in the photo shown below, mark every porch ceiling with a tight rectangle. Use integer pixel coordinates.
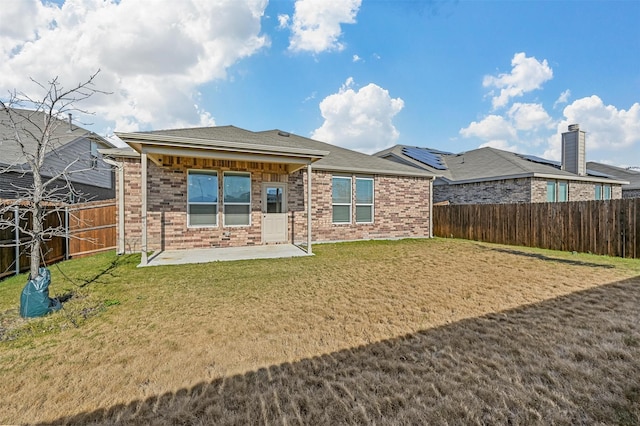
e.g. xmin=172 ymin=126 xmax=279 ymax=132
xmin=116 ymin=131 xmax=328 ymax=172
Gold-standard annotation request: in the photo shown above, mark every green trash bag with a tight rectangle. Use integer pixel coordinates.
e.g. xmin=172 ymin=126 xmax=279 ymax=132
xmin=19 ymin=267 xmax=62 ymax=318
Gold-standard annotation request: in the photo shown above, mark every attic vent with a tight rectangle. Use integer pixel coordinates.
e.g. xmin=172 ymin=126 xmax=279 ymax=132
xmin=277 ymin=131 xmax=290 ymax=137
xmin=568 ymin=123 xmax=580 ymax=131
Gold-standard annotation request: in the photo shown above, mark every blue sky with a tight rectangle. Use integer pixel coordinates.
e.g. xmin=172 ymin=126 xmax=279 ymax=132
xmin=1 ymin=0 xmax=639 ymax=167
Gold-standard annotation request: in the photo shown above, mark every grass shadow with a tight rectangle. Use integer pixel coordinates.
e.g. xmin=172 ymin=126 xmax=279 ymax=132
xmin=481 ymin=245 xmax=617 ymax=269
xmin=41 ymin=277 xmax=640 ymax=425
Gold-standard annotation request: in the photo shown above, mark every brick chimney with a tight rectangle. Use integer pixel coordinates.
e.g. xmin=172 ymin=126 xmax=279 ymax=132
xmin=561 ymin=124 xmax=586 ymax=176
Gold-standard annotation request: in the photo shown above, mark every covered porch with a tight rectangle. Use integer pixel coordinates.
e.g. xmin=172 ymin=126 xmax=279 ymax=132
xmin=114 ymin=131 xmax=329 ymax=266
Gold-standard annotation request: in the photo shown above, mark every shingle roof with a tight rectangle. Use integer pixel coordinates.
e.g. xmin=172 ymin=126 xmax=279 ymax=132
xmin=0 ymin=108 xmax=112 ymax=167
xmin=119 ymin=126 xmax=434 ymax=178
xmin=375 ymin=145 xmax=628 ymax=185
xmin=586 ymin=162 xmax=640 ymax=190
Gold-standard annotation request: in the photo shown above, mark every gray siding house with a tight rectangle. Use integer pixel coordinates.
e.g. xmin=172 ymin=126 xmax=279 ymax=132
xmin=0 ymin=108 xmax=115 ymax=202
xmin=375 ymin=125 xmax=628 ymax=205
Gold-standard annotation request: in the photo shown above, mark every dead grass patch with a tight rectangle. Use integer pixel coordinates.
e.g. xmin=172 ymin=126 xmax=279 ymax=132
xmin=0 ymin=238 xmax=639 ymax=424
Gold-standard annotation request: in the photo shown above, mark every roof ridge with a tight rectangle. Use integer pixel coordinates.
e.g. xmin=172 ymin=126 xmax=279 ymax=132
xmin=483 ymin=147 xmax=533 ymax=174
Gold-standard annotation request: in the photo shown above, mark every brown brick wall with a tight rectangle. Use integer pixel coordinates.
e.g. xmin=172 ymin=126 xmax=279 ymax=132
xmin=118 ymin=157 xmax=432 ymax=252
xmin=569 ymin=181 xmax=596 ymax=201
xmin=290 ymin=170 xmax=431 ymax=244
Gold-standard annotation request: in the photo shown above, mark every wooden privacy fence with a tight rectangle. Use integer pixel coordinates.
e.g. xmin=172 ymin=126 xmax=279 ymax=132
xmin=433 ymin=198 xmax=640 ymax=259
xmin=0 ymin=200 xmax=116 ymax=279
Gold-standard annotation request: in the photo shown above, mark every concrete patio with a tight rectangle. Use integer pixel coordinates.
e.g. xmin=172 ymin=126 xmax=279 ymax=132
xmin=141 ymin=244 xmax=311 ymax=267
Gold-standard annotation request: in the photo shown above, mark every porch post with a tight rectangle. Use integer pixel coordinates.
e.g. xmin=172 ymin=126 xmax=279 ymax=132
xmin=307 ymin=162 xmax=312 ymax=255
xmin=141 ymin=151 xmax=148 ymax=265
xmin=429 ymin=177 xmax=433 ymax=238
xmin=14 ymin=205 xmax=20 ymax=275
xmin=117 ymin=161 xmax=125 ymax=254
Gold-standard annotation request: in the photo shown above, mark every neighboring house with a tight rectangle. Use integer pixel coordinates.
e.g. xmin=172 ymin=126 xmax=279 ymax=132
xmin=585 ymin=162 xmax=640 ymax=199
xmin=102 ymin=126 xmax=434 ymax=264
xmin=0 ymin=108 xmax=115 ymax=202
xmin=376 ymin=124 xmax=628 ymax=205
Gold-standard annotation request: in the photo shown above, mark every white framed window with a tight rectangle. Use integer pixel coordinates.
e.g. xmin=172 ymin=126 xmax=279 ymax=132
xmin=595 ymin=184 xmax=612 ymax=200
xmin=332 ymin=176 xmax=352 ymax=224
xmin=558 ymin=181 xmax=568 ymax=202
xmin=187 ymin=170 xmax=218 ymax=227
xmin=223 ymin=172 xmax=251 ymax=226
xmin=546 ymin=180 xmax=568 ymax=202
xmin=546 ymin=181 xmax=556 ymax=202
xmin=355 ymin=177 xmax=374 ymax=223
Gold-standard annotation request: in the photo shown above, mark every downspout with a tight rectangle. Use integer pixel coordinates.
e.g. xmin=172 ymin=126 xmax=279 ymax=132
xmin=140 ymin=151 xmax=148 ymax=266
xmin=307 ymin=162 xmax=312 ymax=255
xmin=103 ymin=157 xmax=125 ymax=254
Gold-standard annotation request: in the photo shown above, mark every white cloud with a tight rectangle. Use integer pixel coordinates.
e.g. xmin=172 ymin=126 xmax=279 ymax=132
xmin=312 ymin=78 xmax=404 ymax=153
xmin=352 ymin=54 xmax=362 ymax=62
xmin=544 ymin=96 xmax=640 ymax=161
xmin=483 ymin=52 xmax=553 ymax=109
xmin=0 ymin=0 xmax=55 ymax=42
xmin=508 ymin=103 xmax=552 ymax=131
xmin=284 ymin=0 xmax=362 ymax=53
xmin=459 ymin=115 xmax=517 ymax=141
xmin=0 ymin=0 xmax=269 ymax=132
xmin=277 ymin=14 xmax=290 ymax=29
xmin=553 ymin=89 xmax=571 ymax=109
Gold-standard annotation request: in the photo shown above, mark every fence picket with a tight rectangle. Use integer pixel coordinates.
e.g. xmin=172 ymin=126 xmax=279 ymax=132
xmin=0 ymin=199 xmax=116 ymax=279
xmin=433 ymin=199 xmax=639 ymax=259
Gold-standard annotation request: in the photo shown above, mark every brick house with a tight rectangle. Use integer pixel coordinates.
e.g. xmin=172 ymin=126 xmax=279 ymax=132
xmin=375 ymin=125 xmax=628 ymax=205
xmin=585 ymin=162 xmax=640 ymax=199
xmin=102 ymin=126 xmax=434 ymax=265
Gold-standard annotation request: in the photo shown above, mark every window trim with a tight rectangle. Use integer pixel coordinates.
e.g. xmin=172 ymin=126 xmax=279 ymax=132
xmin=332 ymin=176 xmax=352 ymax=224
xmin=187 ymin=169 xmax=219 ymax=228
xmin=546 ymin=180 xmax=569 ymax=203
xmin=546 ymin=181 xmax=556 ymax=202
xmin=223 ymin=171 xmax=252 ymax=227
xmin=558 ymin=181 xmax=568 ymax=202
xmin=355 ymin=177 xmax=374 ymax=224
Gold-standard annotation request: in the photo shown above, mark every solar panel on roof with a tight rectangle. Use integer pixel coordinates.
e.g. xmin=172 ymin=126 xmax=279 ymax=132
xmin=586 ymin=169 xmax=615 ymax=179
xmin=402 ymin=147 xmax=448 ymax=170
xmin=518 ymin=154 xmax=561 ymax=168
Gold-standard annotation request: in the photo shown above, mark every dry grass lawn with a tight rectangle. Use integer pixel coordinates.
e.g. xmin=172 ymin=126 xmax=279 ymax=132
xmin=1 ymin=238 xmax=639 ymax=424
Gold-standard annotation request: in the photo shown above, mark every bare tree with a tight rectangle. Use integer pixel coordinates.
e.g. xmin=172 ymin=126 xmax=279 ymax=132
xmin=0 ymin=71 xmax=108 ymax=280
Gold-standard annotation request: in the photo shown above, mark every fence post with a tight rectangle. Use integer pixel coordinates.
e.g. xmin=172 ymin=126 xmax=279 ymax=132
xmin=14 ymin=205 xmax=20 ymax=276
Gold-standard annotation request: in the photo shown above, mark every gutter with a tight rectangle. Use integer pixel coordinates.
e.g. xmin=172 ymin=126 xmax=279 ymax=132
xmin=116 ymin=132 xmax=329 ymax=159
xmin=437 ymin=172 xmax=629 ymax=186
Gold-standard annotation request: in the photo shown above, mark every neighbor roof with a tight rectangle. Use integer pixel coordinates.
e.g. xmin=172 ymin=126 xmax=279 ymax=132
xmin=0 ymin=108 xmax=112 ymax=167
xmin=115 ymin=126 xmax=434 ymax=178
xmin=586 ymin=162 xmax=640 ymax=190
xmin=376 ymin=145 xmax=628 ymax=185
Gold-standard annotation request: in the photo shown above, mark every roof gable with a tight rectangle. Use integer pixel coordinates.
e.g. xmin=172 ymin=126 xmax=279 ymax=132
xmin=0 ymin=108 xmax=112 ymax=167
xmin=116 ymin=126 xmax=434 ymax=178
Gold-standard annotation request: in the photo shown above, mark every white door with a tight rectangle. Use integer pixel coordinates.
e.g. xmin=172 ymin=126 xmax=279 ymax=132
xmin=262 ymin=183 xmax=287 ymax=243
